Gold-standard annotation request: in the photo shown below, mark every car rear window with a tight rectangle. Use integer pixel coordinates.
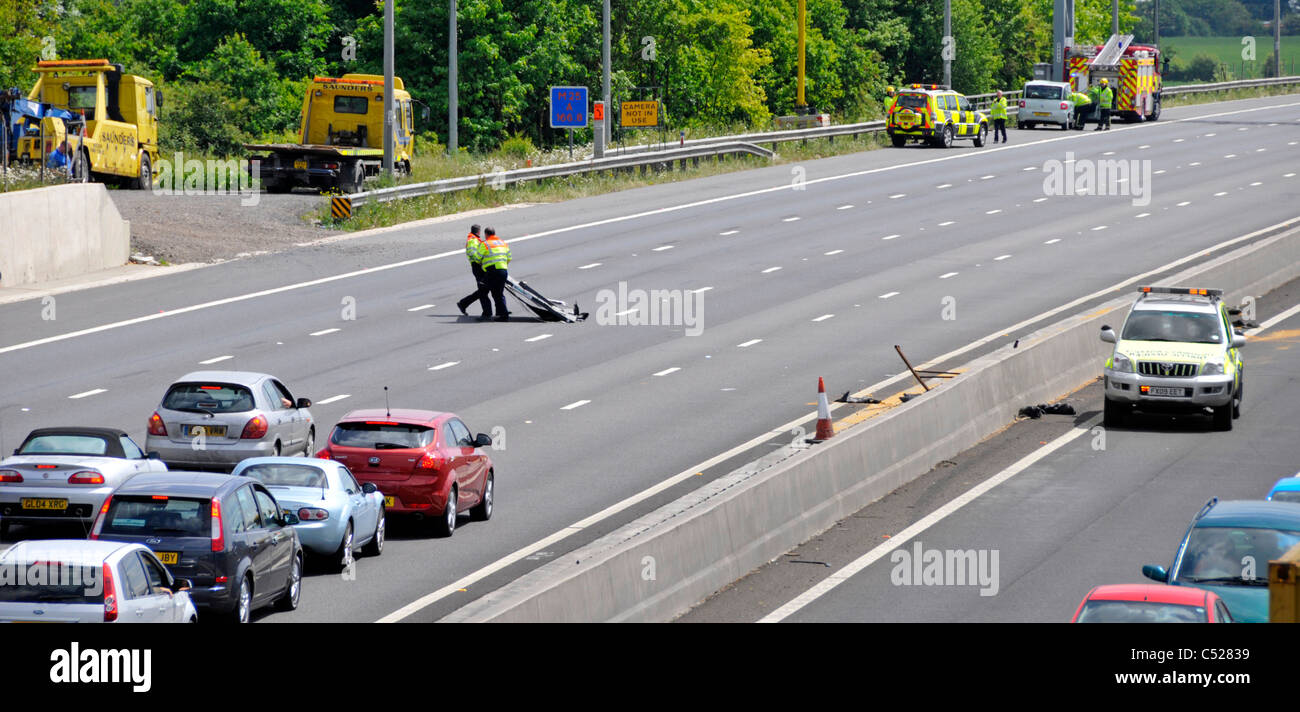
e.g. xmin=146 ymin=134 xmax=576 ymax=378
xmin=1121 ymin=311 xmax=1223 ymax=344
xmin=0 ymin=563 xmax=103 ymax=604
xmin=334 ymin=96 xmax=369 ymax=115
xmin=18 ymin=434 xmax=109 ymax=456
xmin=101 ymin=495 xmax=211 ymax=537
xmin=1271 ymin=491 xmax=1300 ymax=504
xmin=331 ymin=422 xmax=435 ymax=449
xmin=163 ymin=383 xmax=256 ymax=413
xmin=241 ymin=463 xmax=327 ymax=488
xmin=1075 ymin=600 xmax=1205 ymax=623
xmin=897 ymin=94 xmax=928 ymax=109
xmin=1024 ymin=85 xmax=1064 ymax=100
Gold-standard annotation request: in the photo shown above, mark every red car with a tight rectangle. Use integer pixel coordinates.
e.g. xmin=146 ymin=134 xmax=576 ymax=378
xmin=1071 ymin=583 xmax=1233 ymax=623
xmin=316 ymin=409 xmax=493 ymax=537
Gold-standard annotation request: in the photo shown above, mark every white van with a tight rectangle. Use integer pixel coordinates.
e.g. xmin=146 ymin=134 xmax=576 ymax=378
xmin=1018 ymin=81 xmax=1073 ymax=131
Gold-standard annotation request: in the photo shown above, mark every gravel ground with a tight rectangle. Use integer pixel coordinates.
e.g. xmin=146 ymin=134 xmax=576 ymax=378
xmin=108 ymin=189 xmax=339 ymax=264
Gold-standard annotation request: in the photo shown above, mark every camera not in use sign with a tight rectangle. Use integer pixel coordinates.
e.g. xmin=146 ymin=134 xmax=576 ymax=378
xmin=620 ymin=100 xmax=660 ymax=128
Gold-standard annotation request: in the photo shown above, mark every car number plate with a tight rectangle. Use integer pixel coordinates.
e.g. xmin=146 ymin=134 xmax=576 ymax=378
xmin=384 ymin=496 xmax=395 ymax=508
xmin=21 ymin=498 xmax=68 ymax=510
xmin=1033 ymin=111 xmax=1051 ymax=116
xmin=156 ymin=552 xmax=179 ymax=565
xmin=1147 ymin=387 xmax=1188 ymax=397
xmin=294 ymin=160 xmax=308 ymax=170
xmin=184 ymin=424 xmax=226 ymax=437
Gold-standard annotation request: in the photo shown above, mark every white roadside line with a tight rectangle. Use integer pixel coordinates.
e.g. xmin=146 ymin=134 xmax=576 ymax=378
xmin=315 ymin=394 xmax=351 ymax=405
xmin=761 ymin=299 xmax=1300 ymax=623
xmin=6 ymin=101 xmax=1296 ymax=358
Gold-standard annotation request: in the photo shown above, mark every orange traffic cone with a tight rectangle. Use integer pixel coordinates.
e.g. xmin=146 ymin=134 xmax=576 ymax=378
xmin=814 ymin=377 xmax=835 ymax=441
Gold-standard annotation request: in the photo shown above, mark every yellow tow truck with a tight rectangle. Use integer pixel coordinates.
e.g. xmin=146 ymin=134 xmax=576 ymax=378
xmin=244 ymin=74 xmax=417 ymax=193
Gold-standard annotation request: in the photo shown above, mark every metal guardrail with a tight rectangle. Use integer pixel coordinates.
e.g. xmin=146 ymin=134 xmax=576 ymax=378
xmin=340 ymin=76 xmax=1300 ymax=211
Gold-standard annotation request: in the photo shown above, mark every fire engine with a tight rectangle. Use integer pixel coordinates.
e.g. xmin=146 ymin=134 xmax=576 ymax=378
xmin=1066 ymin=34 xmax=1162 ymax=123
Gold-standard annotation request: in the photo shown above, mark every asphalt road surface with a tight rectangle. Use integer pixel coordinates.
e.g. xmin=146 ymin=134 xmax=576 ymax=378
xmin=1 ymin=95 xmax=1297 ymax=622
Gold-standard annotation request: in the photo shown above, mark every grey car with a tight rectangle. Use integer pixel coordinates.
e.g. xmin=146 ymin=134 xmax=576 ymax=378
xmin=145 ymin=371 xmax=315 ymax=471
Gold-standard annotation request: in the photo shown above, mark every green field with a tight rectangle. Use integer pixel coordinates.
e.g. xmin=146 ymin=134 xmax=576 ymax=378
xmin=1162 ymin=36 xmax=1300 ymax=80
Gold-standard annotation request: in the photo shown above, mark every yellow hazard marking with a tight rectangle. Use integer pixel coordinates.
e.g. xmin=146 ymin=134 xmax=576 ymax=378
xmin=829 ymin=368 xmax=969 ymax=432
xmin=1250 ymin=328 xmax=1300 ymax=343
xmin=331 ymin=196 xmax=353 ymax=220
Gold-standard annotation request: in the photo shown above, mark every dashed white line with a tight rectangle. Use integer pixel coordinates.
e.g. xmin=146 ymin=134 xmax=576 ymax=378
xmin=692 ymin=286 xmax=714 ymax=294
xmin=889 ymin=193 xmax=906 ymax=199
xmin=429 ymin=361 xmax=460 ymax=371
xmin=578 ymin=263 xmax=602 ymax=270
xmin=1286 ymin=173 xmax=1296 ymax=178
xmin=980 ymin=175 xmax=995 ymax=180
xmin=824 ymin=249 xmax=844 ymax=256
xmin=1205 ymin=133 xmax=1216 ymax=137
xmin=837 ymin=205 xmax=854 ymax=210
xmin=937 ymin=183 xmax=953 ymax=189
xmin=938 ymin=221 xmax=955 ymax=227
xmin=719 ymin=230 xmax=740 ymax=236
xmin=199 ymin=355 xmax=233 ymax=365
xmin=1138 ymin=145 xmax=1150 ymax=149
xmin=1091 ymin=225 xmax=1107 ymax=231
xmin=653 ymin=245 xmax=674 ymax=251
xmin=1135 ymin=212 xmax=1150 ymax=218
xmin=939 ymin=272 xmax=958 ymax=279
xmin=653 ymin=367 xmax=681 ymax=377
xmin=614 ymin=308 xmax=639 ymax=317
xmin=1189 ymin=162 xmax=1201 ymax=166
xmin=1173 ymin=138 xmax=1185 ymax=143
xmin=737 ymin=339 xmax=762 ymax=348
xmin=561 ymin=400 xmax=591 ymax=411
xmin=878 ymin=291 xmax=900 ymax=299
xmin=985 ymin=209 xmax=1002 ymax=215
xmin=1033 ymin=197 xmax=1048 ymax=203
xmin=1224 ymin=154 xmax=1236 ymax=159
xmin=316 ymin=394 xmax=351 ymax=405
xmin=68 ymin=389 xmax=106 ymax=400
xmin=994 ymin=254 xmax=1012 ymax=261
xmin=811 ymin=314 xmax=835 ymax=322
xmin=1177 ymin=201 xmax=1191 ymax=207
xmin=1155 ymin=169 xmax=1167 ymax=174
xmin=782 ymin=217 xmax=801 ymax=222
xmin=882 ymin=234 xmax=901 ymax=240
xmin=762 ymin=267 xmax=782 ymax=274
xmin=1044 ymin=238 xmax=1061 ymax=244
xmin=1257 ymin=148 xmax=1267 ymax=153
xmin=1250 ymin=181 xmax=1262 ymax=186
xmin=1103 ymin=151 xmax=1116 ymax=156
xmin=310 ymin=328 xmax=340 ymax=336
xmin=407 ymin=304 xmax=435 ymax=312
xmin=525 ymin=334 xmax=553 ymax=342
xmin=1214 ymin=191 xmax=1228 ymax=197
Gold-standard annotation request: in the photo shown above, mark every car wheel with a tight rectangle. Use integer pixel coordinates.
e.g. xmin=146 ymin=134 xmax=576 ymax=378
xmin=1060 ymin=121 xmax=1069 ymax=131
xmin=1213 ymin=403 xmax=1233 ymax=431
xmin=333 ymin=523 xmax=354 ymax=571
xmin=1023 ymin=122 xmax=1034 ymax=130
xmin=431 ymin=488 xmax=457 ymax=538
xmin=229 ymin=575 xmax=252 ymax=623
xmin=940 ymin=124 xmax=954 ymax=148
xmin=0 ymin=519 xmax=9 ymax=539
xmin=276 ymin=554 xmax=302 ymax=611
xmin=972 ymin=123 xmax=987 ymax=147
xmin=471 ymin=472 xmax=494 ymax=522
xmin=302 ymin=428 xmax=315 ymax=457
xmin=1148 ymin=98 xmax=1161 ymax=122
xmin=890 ymin=135 xmax=906 ymax=148
xmin=1103 ymin=398 xmax=1126 ymax=428
xmin=362 ymin=510 xmax=385 ymax=556
xmin=1232 ymin=373 xmax=1243 ymax=419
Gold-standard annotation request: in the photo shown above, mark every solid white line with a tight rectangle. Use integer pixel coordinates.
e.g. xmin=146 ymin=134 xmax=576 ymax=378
xmin=812 ymin=314 xmax=835 ymax=322
xmin=720 ymin=230 xmax=739 ymax=236
xmin=316 ymin=394 xmax=351 ymax=405
xmin=310 ymin=328 xmax=340 ymax=336
xmin=653 ymin=245 xmax=674 ymax=251
xmin=824 ymin=249 xmax=844 ymax=256
xmin=578 ymin=263 xmax=602 ymax=270
xmin=1249 ymin=302 xmax=1300 ymax=333
xmin=837 ymin=205 xmax=854 ymax=210
xmin=737 ymin=339 xmax=762 ymax=348
xmin=878 ymin=291 xmax=899 ymax=299
xmin=1044 ymin=238 xmax=1061 ymax=244
xmin=429 ymin=361 xmax=460 ymax=371
xmin=939 ymin=272 xmax=958 ymax=279
xmin=985 ymin=209 xmax=1002 ymax=215
xmin=757 ymin=417 xmax=1101 ymax=622
xmin=68 ymin=389 xmax=106 ymax=400
xmin=762 ymin=267 xmax=782 ymax=274
xmin=882 ymin=234 xmax=901 ymax=240
xmin=199 ymin=355 xmax=233 ymax=365
xmin=561 ymin=400 xmax=590 ymax=411
xmin=407 ymin=304 xmax=436 ymax=311
xmin=783 ymin=216 xmax=802 ymax=222
xmin=653 ymin=367 xmax=681 ymax=377
xmin=525 ymin=334 xmax=552 ymax=342
xmin=994 ymin=254 xmax=1011 ymax=261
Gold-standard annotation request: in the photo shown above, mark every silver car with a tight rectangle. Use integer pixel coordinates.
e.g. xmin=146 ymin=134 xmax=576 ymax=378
xmin=0 ymin=427 xmax=167 ymax=537
xmin=1018 ymin=80 xmax=1073 ymax=130
xmin=145 ymin=371 xmax=315 ymax=471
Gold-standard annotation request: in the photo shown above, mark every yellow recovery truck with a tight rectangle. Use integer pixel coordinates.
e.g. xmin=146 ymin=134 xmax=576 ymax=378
xmin=16 ymin=59 xmax=161 ymax=188
xmin=244 ymin=74 xmax=417 ymax=193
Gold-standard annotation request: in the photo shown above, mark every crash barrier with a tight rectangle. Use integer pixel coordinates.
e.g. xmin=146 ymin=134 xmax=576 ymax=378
xmin=342 ymin=76 xmax=1300 ymax=213
xmin=0 ymin=182 xmax=131 ymax=288
xmin=442 ymin=220 xmax=1300 ymax=622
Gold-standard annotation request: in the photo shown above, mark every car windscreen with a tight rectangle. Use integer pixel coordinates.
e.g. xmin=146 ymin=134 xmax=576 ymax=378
xmin=1270 ymin=491 xmax=1300 ymax=504
xmin=241 ymin=463 xmax=327 ymax=488
xmin=1120 ymin=311 xmax=1223 ymax=344
xmin=101 ymin=495 xmax=211 ymax=537
xmin=1075 ymin=600 xmax=1205 ymax=623
xmin=896 ymin=94 xmax=928 ymax=109
xmin=1176 ymin=526 xmax=1300 ymax=584
xmin=163 ymin=383 xmax=256 ymax=414
xmin=18 ymin=434 xmax=110 ymax=456
xmin=331 ymin=422 xmax=435 ymax=449
xmin=1024 ymin=85 xmax=1063 ymax=100
xmin=0 ymin=563 xmax=103 ymax=603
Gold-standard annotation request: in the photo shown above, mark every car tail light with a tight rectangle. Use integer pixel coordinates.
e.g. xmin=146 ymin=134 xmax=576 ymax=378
xmin=215 ymin=575 xmax=228 ymax=584
xmin=1060 ymin=101 xmax=1069 ymax=110
xmin=68 ymin=471 xmax=105 ymax=485
xmin=241 ymin=415 xmax=268 ymax=439
xmin=1019 ymin=100 xmax=1026 ymax=108
xmin=416 ymin=454 xmax=444 ymax=470
xmin=210 ymin=498 xmax=225 ymax=552
xmin=89 ymin=495 xmax=112 ymax=539
xmin=102 ymin=563 xmax=117 ymax=622
xmin=297 ymin=507 xmax=329 ymax=521
xmin=322 ymin=162 xmax=338 ymax=170
xmin=148 ymin=411 xmax=167 ymax=436
xmin=316 ymin=448 xmax=332 ymax=460
xmin=0 ymin=470 xmax=22 ymax=483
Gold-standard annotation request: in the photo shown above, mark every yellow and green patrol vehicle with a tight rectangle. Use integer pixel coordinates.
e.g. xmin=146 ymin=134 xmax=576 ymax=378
xmin=1100 ymin=287 xmax=1246 ymax=431
xmin=885 ymin=84 xmax=988 ymax=148
xmin=244 ymin=74 xmax=418 ymax=193
xmin=16 ymin=59 xmax=160 ymax=188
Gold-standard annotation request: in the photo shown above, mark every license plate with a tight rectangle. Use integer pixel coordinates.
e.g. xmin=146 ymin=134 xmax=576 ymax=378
xmin=156 ymin=552 xmax=179 ymax=565
xmin=21 ymin=498 xmax=67 ymax=511
xmin=184 ymin=424 xmax=227 ymax=437
xmin=1148 ymin=387 xmax=1188 ymax=397
xmin=384 ymin=496 xmax=395 ymax=508
xmin=294 ymin=160 xmax=308 ymax=170
xmin=1033 ymin=111 xmax=1051 ymax=116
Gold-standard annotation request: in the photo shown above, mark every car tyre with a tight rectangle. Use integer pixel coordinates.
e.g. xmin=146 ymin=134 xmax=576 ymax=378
xmin=431 ymin=488 xmax=457 ymax=538
xmin=890 ymin=135 xmax=906 ymax=148
xmin=1103 ymin=398 xmax=1126 ymax=428
xmin=1232 ymin=373 xmax=1244 ymax=419
xmin=229 ymin=575 xmax=252 ymax=623
xmin=135 ymin=154 xmax=152 ymax=190
xmin=940 ymin=124 xmax=954 ymax=148
xmin=302 ymin=428 xmax=314 ymax=457
xmin=362 ymin=510 xmax=385 ymax=556
xmin=1213 ymin=403 xmax=1233 ymax=431
xmin=470 ymin=472 xmax=494 ymax=522
xmin=333 ymin=522 xmax=354 ymax=571
xmin=276 ymin=554 xmax=302 ymax=611
xmin=0 ymin=519 xmax=9 ymax=539
xmin=972 ymin=123 xmax=988 ymax=147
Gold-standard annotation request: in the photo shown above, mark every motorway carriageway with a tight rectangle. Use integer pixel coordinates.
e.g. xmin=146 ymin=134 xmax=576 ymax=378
xmin=0 ymin=95 xmax=1296 ymax=622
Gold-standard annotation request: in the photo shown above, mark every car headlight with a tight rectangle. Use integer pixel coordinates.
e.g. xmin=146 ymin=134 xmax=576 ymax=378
xmin=1200 ymin=361 xmax=1225 ymax=376
xmin=1110 ymin=353 xmax=1134 ymax=373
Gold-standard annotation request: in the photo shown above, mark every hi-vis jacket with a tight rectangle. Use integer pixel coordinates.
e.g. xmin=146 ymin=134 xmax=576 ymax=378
xmin=465 ymin=233 xmax=487 ymax=266
xmin=482 ymin=236 xmax=511 ymax=270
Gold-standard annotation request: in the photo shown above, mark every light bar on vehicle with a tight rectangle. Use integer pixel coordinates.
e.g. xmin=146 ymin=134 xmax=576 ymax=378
xmin=312 ymin=76 xmax=383 ymax=86
xmin=36 ymin=59 xmax=110 ymax=68
xmin=1139 ymin=286 xmax=1223 ymax=297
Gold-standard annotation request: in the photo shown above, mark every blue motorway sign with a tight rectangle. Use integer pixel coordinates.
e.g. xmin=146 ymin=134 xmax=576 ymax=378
xmin=549 ymin=86 xmax=589 ymax=129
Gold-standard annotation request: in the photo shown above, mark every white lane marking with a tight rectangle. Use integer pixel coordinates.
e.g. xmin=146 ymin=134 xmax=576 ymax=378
xmin=719 ymin=230 xmax=740 ymax=236
xmin=757 ymin=417 xmax=1101 ymax=622
xmin=837 ymin=204 xmax=854 ymax=210
xmin=1248 ymin=301 xmax=1300 ymax=334
xmin=578 ymin=263 xmax=602 ymax=270
xmin=316 ymin=394 xmax=351 ymax=405
xmin=936 ymin=183 xmax=953 ymax=189
xmin=1155 ymin=169 xmax=1166 ymax=174
xmin=1286 ymin=173 xmax=1297 ymax=178
xmin=525 ymin=334 xmax=552 ymax=342
xmin=938 ymin=221 xmax=955 ymax=227
xmin=653 ymin=367 xmax=681 ymax=377
xmin=994 ymin=254 xmax=1011 ymax=261
xmin=1091 ymin=225 xmax=1107 ymax=231
xmin=1224 ymin=154 xmax=1237 ymax=159
xmin=1177 ymin=201 xmax=1191 ymax=207
xmin=1250 ymin=181 xmax=1262 ymax=186
xmin=1189 ymin=162 xmax=1201 ymax=166
xmin=1033 ymin=197 xmax=1048 ymax=203
xmin=939 ymin=272 xmax=959 ymax=279
xmin=1044 ymin=238 xmax=1061 ymax=244
xmin=1205 ymin=132 xmax=1216 ymax=137
xmin=1257 ymin=148 xmax=1267 ymax=152
xmin=882 ymin=234 xmax=901 ymax=240
xmin=1214 ymin=191 xmax=1228 ymax=197
xmin=737 ymin=339 xmax=762 ymax=348
xmin=890 ymin=193 xmax=905 ymax=199
xmin=199 ymin=355 xmax=233 ymax=365
xmin=13 ymin=102 xmax=1300 ymax=359
xmin=1135 ymin=213 xmax=1150 ymax=218
xmin=1238 ymin=127 xmax=1248 ymax=131
xmin=783 ymin=216 xmax=802 ymax=222
xmin=811 ymin=314 xmax=835 ymax=322
xmin=614 ymin=308 xmax=639 ymax=317
xmin=878 ymin=291 xmax=899 ymax=299
xmin=980 ymin=175 xmax=995 ymax=180
xmin=692 ymin=286 xmax=714 ymax=294
xmin=985 ymin=209 xmax=1002 ymax=215
xmin=1022 ymin=166 xmax=1036 ymax=172
xmin=1173 ymin=138 xmax=1185 ymax=142
xmin=762 ymin=267 xmax=782 ymax=274
xmin=653 ymin=245 xmax=674 ymax=251
xmin=381 ymin=213 xmax=1300 ymax=624
xmin=68 ymin=389 xmax=107 ymax=400
xmin=1139 ymin=144 xmax=1150 ymax=149
xmin=1103 ymin=151 xmax=1115 ymax=155
xmin=1290 ymin=142 xmax=1298 ymax=146
xmin=561 ymin=400 xmax=591 ymax=411
xmin=429 ymin=361 xmax=460 ymax=371
xmin=1115 ymin=178 xmax=1128 ymax=184
xmin=310 ymin=328 xmax=340 ymax=336
xmin=407 ymin=304 xmax=436 ymax=311
xmin=824 ymin=249 xmax=844 ymax=256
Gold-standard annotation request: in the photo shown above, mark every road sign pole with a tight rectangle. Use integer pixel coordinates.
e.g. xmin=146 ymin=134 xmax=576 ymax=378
xmin=603 ymin=0 xmax=611 ymax=144
xmin=568 ymin=129 xmax=573 ymax=160
xmin=449 ymin=0 xmax=458 ymax=156
xmin=943 ymin=0 xmax=952 ymax=88
xmin=383 ymin=0 xmax=394 ymax=178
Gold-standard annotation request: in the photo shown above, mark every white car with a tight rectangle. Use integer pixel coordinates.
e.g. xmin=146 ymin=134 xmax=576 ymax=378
xmin=0 ymin=540 xmax=198 ymax=622
xmin=1018 ymin=81 xmax=1074 ymax=130
xmin=0 ymin=427 xmax=167 ymax=537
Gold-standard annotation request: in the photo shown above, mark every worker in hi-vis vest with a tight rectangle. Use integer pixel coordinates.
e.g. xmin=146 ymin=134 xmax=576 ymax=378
xmin=989 ymin=90 xmax=1009 ymax=144
xmin=1069 ymin=90 xmax=1092 ymax=130
xmin=1095 ymin=78 xmax=1114 ymax=131
xmin=480 ymin=226 xmax=512 ymax=322
xmin=457 ymin=224 xmax=493 ymax=320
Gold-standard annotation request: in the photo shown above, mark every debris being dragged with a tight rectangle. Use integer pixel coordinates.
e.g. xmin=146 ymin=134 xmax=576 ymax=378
xmin=1018 ymin=403 xmax=1077 ymax=419
xmin=837 ymin=391 xmax=882 ymax=404
xmin=504 ymin=276 xmax=589 ymax=322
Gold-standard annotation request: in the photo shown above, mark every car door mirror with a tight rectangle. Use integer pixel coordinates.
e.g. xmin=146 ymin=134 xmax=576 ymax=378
xmin=362 ymin=482 xmax=378 ymax=494
xmin=1100 ymin=326 xmax=1117 ymax=344
xmin=282 ymin=510 xmax=300 ymax=526
xmin=1231 ymin=334 xmax=1246 ymax=349
xmin=147 ymin=451 xmax=162 ymax=460
xmin=1141 ymin=564 xmax=1168 ymax=583
xmin=475 ymin=433 xmax=492 ymax=448
xmin=296 ymin=398 xmax=312 ymax=409
xmin=172 ymin=578 xmax=193 ymax=593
